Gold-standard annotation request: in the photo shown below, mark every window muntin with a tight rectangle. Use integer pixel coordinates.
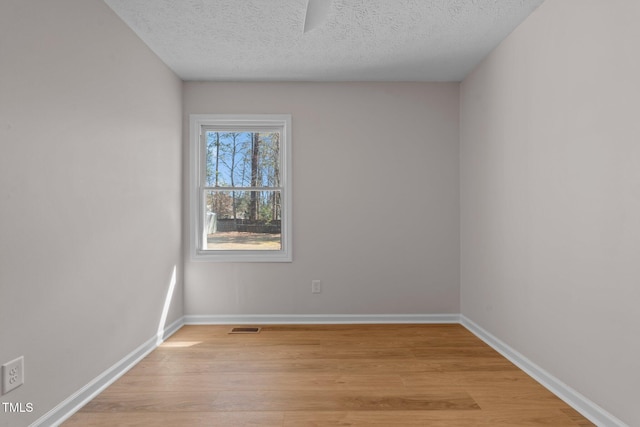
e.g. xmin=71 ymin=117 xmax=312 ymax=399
xmin=190 ymin=115 xmax=291 ymax=262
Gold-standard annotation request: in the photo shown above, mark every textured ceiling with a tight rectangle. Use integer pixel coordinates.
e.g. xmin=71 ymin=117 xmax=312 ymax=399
xmin=103 ymin=0 xmax=545 ymax=82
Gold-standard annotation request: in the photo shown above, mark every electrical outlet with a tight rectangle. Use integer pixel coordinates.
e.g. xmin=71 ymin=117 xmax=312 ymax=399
xmin=311 ymin=280 xmax=322 ymax=294
xmin=2 ymin=356 xmax=24 ymax=395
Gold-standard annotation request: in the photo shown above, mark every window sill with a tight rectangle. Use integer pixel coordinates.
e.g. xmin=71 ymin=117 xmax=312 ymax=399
xmin=191 ymin=250 xmax=292 ymax=263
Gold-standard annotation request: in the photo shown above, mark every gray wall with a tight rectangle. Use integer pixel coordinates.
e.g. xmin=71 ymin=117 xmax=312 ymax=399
xmin=0 ymin=1 xmax=183 ymax=425
xmin=460 ymin=1 xmax=640 ymax=425
xmin=183 ymin=82 xmax=460 ymax=316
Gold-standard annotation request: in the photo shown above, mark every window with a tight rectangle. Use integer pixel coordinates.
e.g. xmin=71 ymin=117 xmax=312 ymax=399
xmin=189 ymin=114 xmax=292 ymax=262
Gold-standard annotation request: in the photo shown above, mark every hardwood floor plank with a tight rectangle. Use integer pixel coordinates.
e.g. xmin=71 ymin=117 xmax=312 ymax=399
xmin=401 ymin=369 xmax=533 ymax=387
xmin=209 ymin=390 xmax=480 ymax=412
xmin=79 ymin=391 xmax=219 ymax=413
xmin=411 ymin=346 xmax=502 ymax=358
xmin=64 ymin=411 xmax=284 ymax=427
xmin=283 ymin=409 xmax=587 ymax=426
xmin=146 ymin=346 xmax=417 ymax=362
xmin=560 ymin=407 xmax=598 ymax=427
xmin=105 ymin=373 xmax=406 ymax=393
xmin=79 ymin=390 xmax=479 ymax=413
xmin=125 ymin=358 xmax=444 ymax=376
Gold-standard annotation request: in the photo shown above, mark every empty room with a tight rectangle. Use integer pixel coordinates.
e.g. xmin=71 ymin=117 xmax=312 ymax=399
xmin=0 ymin=0 xmax=638 ymax=426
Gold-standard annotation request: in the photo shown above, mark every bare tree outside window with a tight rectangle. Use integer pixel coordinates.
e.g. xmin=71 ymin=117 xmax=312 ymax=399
xmin=204 ymin=131 xmax=282 ymax=251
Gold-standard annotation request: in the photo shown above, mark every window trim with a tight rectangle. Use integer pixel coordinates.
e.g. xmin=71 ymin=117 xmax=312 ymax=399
xmin=189 ymin=114 xmax=292 ymax=262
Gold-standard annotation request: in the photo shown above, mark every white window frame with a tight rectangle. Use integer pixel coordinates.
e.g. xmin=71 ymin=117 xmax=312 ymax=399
xmin=189 ymin=114 xmax=292 ymax=262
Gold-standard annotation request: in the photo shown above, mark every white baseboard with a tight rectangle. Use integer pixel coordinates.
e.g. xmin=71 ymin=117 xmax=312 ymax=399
xmin=160 ymin=315 xmax=185 ymax=342
xmin=184 ymin=313 xmax=461 ymax=325
xmin=460 ymin=315 xmax=627 ymax=427
xmin=31 ymin=316 xmax=185 ymax=427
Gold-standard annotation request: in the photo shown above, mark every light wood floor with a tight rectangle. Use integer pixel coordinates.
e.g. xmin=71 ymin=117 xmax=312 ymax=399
xmin=64 ymin=324 xmax=594 ymax=426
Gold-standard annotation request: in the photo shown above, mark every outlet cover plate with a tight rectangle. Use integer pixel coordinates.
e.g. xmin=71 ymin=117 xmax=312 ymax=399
xmin=2 ymin=356 xmax=24 ymax=395
xmin=311 ymin=280 xmax=322 ymax=294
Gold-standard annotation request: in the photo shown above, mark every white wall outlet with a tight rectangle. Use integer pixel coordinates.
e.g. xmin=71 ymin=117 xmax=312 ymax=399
xmin=2 ymin=356 xmax=24 ymax=395
xmin=311 ymin=280 xmax=322 ymax=294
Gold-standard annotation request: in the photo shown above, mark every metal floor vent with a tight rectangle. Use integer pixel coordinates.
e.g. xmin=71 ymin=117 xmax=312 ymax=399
xmin=229 ymin=327 xmax=261 ymax=334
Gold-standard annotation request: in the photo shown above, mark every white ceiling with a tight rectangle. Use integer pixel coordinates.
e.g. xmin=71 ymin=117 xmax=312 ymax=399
xmin=103 ymin=0 xmax=545 ymax=82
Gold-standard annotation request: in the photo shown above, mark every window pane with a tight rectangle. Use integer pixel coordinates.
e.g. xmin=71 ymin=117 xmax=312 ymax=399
xmin=205 ymin=131 xmax=280 ymax=188
xmin=204 ymin=190 xmax=282 ymax=251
